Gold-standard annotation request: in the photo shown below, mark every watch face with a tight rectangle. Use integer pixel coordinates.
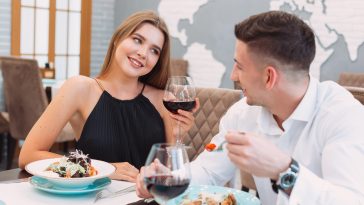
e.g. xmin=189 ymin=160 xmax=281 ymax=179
xmin=280 ymin=173 xmax=297 ymax=189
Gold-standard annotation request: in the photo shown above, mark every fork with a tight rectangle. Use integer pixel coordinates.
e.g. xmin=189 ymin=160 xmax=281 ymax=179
xmin=213 ymin=141 xmax=227 ymax=152
xmin=210 ymin=131 xmax=245 ymax=152
xmin=94 ymin=185 xmax=136 ymax=203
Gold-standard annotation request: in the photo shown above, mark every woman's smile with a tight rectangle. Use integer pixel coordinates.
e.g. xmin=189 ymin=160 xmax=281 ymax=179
xmin=128 ymin=56 xmax=144 ymax=68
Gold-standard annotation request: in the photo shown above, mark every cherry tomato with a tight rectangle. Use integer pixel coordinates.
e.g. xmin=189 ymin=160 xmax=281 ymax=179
xmin=205 ymin=143 xmax=216 ymax=152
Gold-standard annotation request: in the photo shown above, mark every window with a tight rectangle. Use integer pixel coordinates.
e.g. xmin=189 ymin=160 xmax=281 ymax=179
xmin=11 ymin=0 xmax=92 ymax=79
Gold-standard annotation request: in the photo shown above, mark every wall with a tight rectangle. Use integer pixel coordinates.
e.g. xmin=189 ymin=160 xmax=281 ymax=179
xmin=0 ymin=0 xmax=11 ymax=56
xmin=90 ymin=0 xmax=115 ymax=77
xmin=113 ymin=0 xmax=364 ymax=88
xmin=1 ymin=0 xmax=363 ymax=89
xmin=0 ymin=0 xmax=11 ymax=111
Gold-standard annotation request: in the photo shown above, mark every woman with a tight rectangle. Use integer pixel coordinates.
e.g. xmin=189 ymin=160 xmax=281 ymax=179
xmin=19 ymin=11 xmax=199 ymax=182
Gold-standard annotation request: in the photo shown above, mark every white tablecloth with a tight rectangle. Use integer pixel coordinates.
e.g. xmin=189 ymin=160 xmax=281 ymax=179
xmin=0 ymin=180 xmax=142 ymax=205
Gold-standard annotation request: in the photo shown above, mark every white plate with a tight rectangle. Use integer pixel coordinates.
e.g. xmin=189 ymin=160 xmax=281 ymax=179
xmin=29 ymin=176 xmax=111 ymax=194
xmin=25 ymin=158 xmax=115 ymax=188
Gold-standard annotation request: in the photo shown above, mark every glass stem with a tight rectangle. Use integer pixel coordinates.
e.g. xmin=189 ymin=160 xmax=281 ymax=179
xmin=176 ymin=120 xmax=182 ymax=144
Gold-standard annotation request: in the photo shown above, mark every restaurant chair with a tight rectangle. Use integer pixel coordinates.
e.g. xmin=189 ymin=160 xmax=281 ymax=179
xmin=0 ymin=112 xmax=9 ymax=164
xmin=338 ymin=72 xmax=364 ymax=105
xmin=183 ymin=87 xmax=258 ymax=192
xmin=0 ymin=56 xmax=75 ymax=169
xmin=234 ymin=81 xmax=242 ymax=90
xmin=170 ymin=59 xmax=188 ymax=76
xmin=338 ymin=72 xmax=364 ymax=87
xmin=184 ymin=87 xmax=242 ymax=160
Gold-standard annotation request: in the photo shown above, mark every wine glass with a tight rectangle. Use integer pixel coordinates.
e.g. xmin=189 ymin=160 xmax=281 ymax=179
xmin=143 ymin=143 xmax=191 ymax=205
xmin=163 ymin=76 xmax=196 ymax=144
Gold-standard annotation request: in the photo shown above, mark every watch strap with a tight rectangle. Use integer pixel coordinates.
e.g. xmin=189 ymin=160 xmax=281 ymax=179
xmin=271 ymin=179 xmax=279 ymax=193
xmin=271 ymin=158 xmax=299 ymax=193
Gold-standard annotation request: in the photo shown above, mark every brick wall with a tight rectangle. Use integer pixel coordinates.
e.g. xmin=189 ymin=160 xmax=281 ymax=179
xmin=0 ymin=0 xmax=11 ymax=111
xmin=90 ymin=0 xmax=115 ymax=77
xmin=0 ymin=0 xmax=11 ymax=56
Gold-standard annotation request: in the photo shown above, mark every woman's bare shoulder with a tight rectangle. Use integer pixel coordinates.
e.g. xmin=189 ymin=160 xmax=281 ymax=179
xmin=53 ymin=76 xmax=101 ymax=104
xmin=60 ymin=76 xmax=96 ymax=94
xmin=64 ymin=75 xmax=94 ymax=88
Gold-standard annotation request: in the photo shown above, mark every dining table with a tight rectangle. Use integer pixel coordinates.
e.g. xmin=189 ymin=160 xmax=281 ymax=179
xmin=0 ymin=168 xmax=157 ymax=205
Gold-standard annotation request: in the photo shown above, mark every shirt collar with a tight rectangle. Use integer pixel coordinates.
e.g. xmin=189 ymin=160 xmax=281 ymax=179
xmin=258 ymin=107 xmax=283 ymax=135
xmin=284 ymin=76 xmax=318 ymax=123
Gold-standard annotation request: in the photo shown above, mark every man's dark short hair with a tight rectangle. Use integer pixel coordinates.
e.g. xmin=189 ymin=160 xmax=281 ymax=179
xmin=234 ymin=11 xmax=315 ymax=72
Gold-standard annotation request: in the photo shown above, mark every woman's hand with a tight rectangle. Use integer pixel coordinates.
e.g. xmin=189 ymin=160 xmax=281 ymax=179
xmin=110 ymin=162 xmax=139 ymax=182
xmin=170 ymin=98 xmax=200 ymax=136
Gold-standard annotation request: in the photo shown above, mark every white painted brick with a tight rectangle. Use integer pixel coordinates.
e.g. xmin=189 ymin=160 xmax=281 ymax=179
xmin=0 ymin=0 xmax=11 ymax=111
xmin=90 ymin=0 xmax=115 ymax=77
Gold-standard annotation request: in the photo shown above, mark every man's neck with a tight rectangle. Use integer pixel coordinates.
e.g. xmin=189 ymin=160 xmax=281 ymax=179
xmin=268 ymin=77 xmax=310 ymax=129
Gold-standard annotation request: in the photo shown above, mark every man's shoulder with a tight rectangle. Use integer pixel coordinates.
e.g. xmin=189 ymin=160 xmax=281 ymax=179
xmin=317 ymin=80 xmax=363 ymax=111
xmin=315 ymin=80 xmax=364 ymax=129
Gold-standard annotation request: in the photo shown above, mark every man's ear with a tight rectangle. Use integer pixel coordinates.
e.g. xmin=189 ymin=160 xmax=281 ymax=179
xmin=264 ymin=66 xmax=278 ymax=90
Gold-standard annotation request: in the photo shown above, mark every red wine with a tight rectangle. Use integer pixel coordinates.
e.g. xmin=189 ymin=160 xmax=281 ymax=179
xmin=163 ymin=100 xmax=196 ymax=114
xmin=145 ymin=176 xmax=190 ymax=202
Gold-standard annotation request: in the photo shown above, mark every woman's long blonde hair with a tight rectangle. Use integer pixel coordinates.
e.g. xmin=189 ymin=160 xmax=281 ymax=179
xmin=98 ymin=10 xmax=171 ymax=89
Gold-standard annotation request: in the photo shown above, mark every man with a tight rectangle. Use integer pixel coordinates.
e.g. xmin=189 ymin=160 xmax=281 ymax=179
xmin=137 ymin=11 xmax=364 ymax=204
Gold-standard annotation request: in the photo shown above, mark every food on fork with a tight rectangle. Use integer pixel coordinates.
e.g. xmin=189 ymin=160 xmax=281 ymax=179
xmin=181 ymin=192 xmax=236 ymax=205
xmin=205 ymin=143 xmax=217 ymax=152
xmin=45 ymin=150 xmax=98 ymax=178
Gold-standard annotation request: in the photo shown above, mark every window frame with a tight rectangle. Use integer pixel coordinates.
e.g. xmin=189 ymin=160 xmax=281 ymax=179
xmin=11 ymin=0 xmax=92 ymax=77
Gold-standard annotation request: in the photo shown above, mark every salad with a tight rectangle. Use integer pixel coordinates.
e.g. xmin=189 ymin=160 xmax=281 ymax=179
xmin=181 ymin=192 xmax=236 ymax=205
xmin=45 ymin=150 xmax=98 ymax=178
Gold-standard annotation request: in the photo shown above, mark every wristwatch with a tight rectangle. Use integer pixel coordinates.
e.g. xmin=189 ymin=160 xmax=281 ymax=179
xmin=271 ymin=158 xmax=299 ymax=193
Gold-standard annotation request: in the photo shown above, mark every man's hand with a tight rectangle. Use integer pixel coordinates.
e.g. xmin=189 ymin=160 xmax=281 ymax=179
xmin=136 ymin=167 xmax=154 ymax=199
xmin=136 ymin=159 xmax=172 ymax=199
xmin=110 ymin=162 xmax=139 ymax=182
xmin=225 ymin=131 xmax=291 ymax=180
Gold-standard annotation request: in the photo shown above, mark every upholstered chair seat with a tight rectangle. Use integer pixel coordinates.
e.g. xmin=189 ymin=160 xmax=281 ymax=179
xmin=184 ymin=87 xmax=242 ymax=160
xmin=170 ymin=59 xmax=188 ymax=76
xmin=338 ymin=72 xmax=364 ymax=87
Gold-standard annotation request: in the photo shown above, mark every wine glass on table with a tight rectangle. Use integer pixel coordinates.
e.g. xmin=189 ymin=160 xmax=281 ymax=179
xmin=163 ymin=76 xmax=196 ymax=144
xmin=143 ymin=143 xmax=191 ymax=205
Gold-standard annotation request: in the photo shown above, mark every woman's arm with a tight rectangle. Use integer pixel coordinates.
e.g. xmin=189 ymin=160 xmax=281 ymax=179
xmin=110 ymin=162 xmax=139 ymax=182
xmin=18 ymin=76 xmax=91 ymax=169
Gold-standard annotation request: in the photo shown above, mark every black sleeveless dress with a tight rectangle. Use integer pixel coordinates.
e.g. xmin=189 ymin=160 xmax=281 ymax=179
xmin=76 ymin=82 xmax=165 ymax=169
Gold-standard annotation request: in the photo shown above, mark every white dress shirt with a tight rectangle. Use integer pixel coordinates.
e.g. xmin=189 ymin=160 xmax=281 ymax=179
xmin=190 ymin=77 xmax=364 ymax=205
